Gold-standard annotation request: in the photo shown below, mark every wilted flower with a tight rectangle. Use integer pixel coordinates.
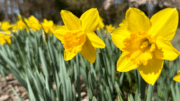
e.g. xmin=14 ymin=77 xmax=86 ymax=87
xmin=111 ymin=8 xmax=179 ymax=85
xmin=53 ymin=8 xmax=106 ymax=63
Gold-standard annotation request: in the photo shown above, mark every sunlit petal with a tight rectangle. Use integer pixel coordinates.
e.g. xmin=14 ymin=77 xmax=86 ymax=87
xmin=126 ymin=7 xmax=151 ymax=33
xmin=149 ymin=8 xmax=178 ymax=40
xmin=117 ymin=52 xmax=138 ymax=72
xmin=155 ymin=37 xmax=179 ymax=61
xmin=86 ymin=32 xmax=105 ymax=48
xmin=53 ymin=26 xmax=70 ymax=41
xmin=80 ymin=8 xmax=99 ymax=32
xmin=64 ymin=50 xmax=76 ymax=61
xmin=111 ymin=27 xmax=131 ymax=50
xmin=61 ymin=10 xmax=81 ymax=30
xmin=173 ymin=71 xmax=180 ymax=82
xmin=138 ymin=56 xmax=164 ymax=85
xmin=80 ymin=37 xmax=96 ymax=63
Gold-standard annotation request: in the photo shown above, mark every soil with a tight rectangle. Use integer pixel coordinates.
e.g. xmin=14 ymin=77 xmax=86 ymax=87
xmin=0 ymin=73 xmax=29 ymax=101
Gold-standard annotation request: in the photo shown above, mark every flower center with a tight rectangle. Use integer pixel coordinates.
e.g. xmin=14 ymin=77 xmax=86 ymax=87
xmin=62 ymin=31 xmax=86 ymax=54
xmin=123 ymin=32 xmax=155 ymax=65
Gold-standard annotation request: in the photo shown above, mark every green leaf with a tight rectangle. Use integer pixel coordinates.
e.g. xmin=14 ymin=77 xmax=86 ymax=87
xmin=12 ymin=88 xmax=23 ymax=101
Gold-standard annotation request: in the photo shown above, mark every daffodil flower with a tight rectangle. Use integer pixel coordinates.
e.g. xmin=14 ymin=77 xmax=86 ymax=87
xmin=111 ymin=8 xmax=179 ymax=85
xmin=1 ymin=21 xmax=12 ymax=34
xmin=0 ymin=33 xmax=11 ymax=45
xmin=26 ymin=15 xmax=41 ymax=31
xmin=105 ymin=24 xmax=115 ymax=33
xmin=12 ymin=25 xmax=18 ymax=32
xmin=173 ymin=70 xmax=180 ymax=82
xmin=42 ymin=19 xmax=54 ymax=36
xmin=53 ymin=8 xmax=106 ymax=63
xmin=97 ymin=17 xmax=104 ymax=30
xmin=16 ymin=14 xmax=27 ymax=31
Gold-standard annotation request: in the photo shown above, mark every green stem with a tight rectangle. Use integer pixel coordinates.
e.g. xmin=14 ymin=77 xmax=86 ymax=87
xmin=140 ymin=77 xmax=146 ymax=101
xmin=146 ymin=84 xmax=153 ymax=101
xmin=77 ymin=65 xmax=81 ymax=101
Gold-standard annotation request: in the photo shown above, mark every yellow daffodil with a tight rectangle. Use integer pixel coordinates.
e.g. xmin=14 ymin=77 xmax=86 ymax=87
xmin=11 ymin=14 xmax=28 ymax=32
xmin=12 ymin=25 xmax=18 ymax=32
xmin=15 ymin=14 xmax=27 ymax=31
xmin=111 ymin=8 xmax=179 ymax=85
xmin=42 ymin=19 xmax=54 ymax=36
xmin=0 ymin=33 xmax=11 ymax=45
xmin=1 ymin=21 xmax=11 ymax=34
xmin=106 ymin=24 xmax=115 ymax=33
xmin=97 ymin=17 xmax=104 ymax=30
xmin=16 ymin=20 xmax=27 ymax=30
xmin=53 ymin=8 xmax=106 ymax=63
xmin=173 ymin=70 xmax=180 ymax=82
xmin=17 ymin=14 xmax=22 ymax=19
xmin=26 ymin=15 xmax=41 ymax=31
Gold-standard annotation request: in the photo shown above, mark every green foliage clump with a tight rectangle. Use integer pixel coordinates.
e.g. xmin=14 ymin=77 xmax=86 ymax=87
xmin=0 ymin=29 xmax=180 ymax=101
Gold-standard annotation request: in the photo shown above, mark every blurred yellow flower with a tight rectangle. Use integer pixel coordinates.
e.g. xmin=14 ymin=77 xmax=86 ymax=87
xmin=106 ymin=24 xmax=115 ymax=33
xmin=16 ymin=20 xmax=27 ymax=30
xmin=173 ymin=71 xmax=180 ymax=82
xmin=26 ymin=15 xmax=41 ymax=31
xmin=111 ymin=8 xmax=179 ymax=85
xmin=16 ymin=15 xmax=27 ymax=31
xmin=53 ymin=8 xmax=106 ymax=63
xmin=11 ymin=14 xmax=28 ymax=32
xmin=42 ymin=19 xmax=54 ymax=36
xmin=1 ymin=21 xmax=11 ymax=34
xmin=97 ymin=17 xmax=104 ymax=30
xmin=12 ymin=25 xmax=18 ymax=32
xmin=17 ymin=14 xmax=22 ymax=19
xmin=0 ymin=33 xmax=11 ymax=45
xmin=119 ymin=19 xmax=128 ymax=27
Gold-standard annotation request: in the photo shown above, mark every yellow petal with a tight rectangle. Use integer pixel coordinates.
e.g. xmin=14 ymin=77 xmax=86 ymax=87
xmin=64 ymin=50 xmax=76 ymax=61
xmin=138 ymin=56 xmax=164 ymax=85
xmin=80 ymin=8 xmax=99 ymax=32
xmin=60 ymin=10 xmax=81 ymax=30
xmin=80 ymin=37 xmax=96 ymax=63
xmin=0 ymin=36 xmax=6 ymax=45
xmin=173 ymin=70 xmax=180 ymax=82
xmin=149 ymin=8 xmax=178 ymax=41
xmin=111 ymin=27 xmax=131 ymax=50
xmin=86 ymin=32 xmax=105 ymax=48
xmin=53 ymin=26 xmax=70 ymax=41
xmin=155 ymin=37 xmax=179 ymax=61
xmin=126 ymin=7 xmax=151 ymax=33
xmin=117 ymin=52 xmax=138 ymax=72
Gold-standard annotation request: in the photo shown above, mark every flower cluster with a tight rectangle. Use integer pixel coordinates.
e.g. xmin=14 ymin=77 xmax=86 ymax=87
xmin=0 ymin=7 xmax=179 ymax=85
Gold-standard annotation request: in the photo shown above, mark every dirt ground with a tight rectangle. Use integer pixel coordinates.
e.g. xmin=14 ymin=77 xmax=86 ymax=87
xmin=0 ymin=73 xmax=29 ymax=101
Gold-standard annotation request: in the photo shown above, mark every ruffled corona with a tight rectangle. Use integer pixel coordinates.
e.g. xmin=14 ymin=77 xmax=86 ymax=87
xmin=62 ymin=31 xmax=86 ymax=54
xmin=123 ymin=32 xmax=155 ymax=65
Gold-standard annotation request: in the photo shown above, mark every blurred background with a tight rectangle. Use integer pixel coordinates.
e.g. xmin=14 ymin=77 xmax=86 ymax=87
xmin=1 ymin=0 xmax=180 ymax=25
